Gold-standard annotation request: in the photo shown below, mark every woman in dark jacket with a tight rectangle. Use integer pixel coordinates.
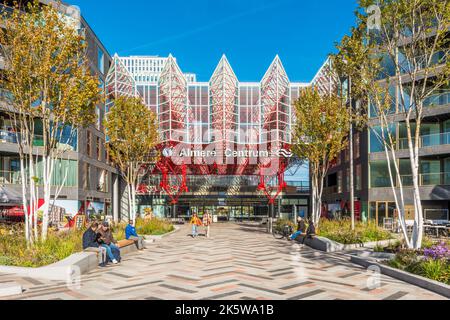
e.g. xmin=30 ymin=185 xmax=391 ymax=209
xmin=82 ymin=222 xmax=107 ymax=266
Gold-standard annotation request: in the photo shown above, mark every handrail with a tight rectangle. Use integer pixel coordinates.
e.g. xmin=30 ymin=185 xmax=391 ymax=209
xmin=398 ymin=131 xmax=450 ymax=149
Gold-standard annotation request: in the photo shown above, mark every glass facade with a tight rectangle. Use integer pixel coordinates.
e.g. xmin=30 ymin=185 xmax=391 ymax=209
xmin=107 ymin=54 xmax=307 ymax=147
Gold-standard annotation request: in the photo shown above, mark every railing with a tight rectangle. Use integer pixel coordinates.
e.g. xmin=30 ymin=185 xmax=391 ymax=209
xmin=398 ymin=132 xmax=450 ymax=150
xmin=286 ymin=180 xmax=310 ymax=193
xmin=0 ymin=170 xmax=77 ymax=187
xmin=424 ymin=92 xmax=450 ymax=107
xmin=0 ymin=170 xmax=23 ymax=185
xmin=0 ymin=129 xmax=44 ymax=146
xmin=400 ymin=172 xmax=450 ymax=186
xmin=0 ymin=129 xmax=75 ymax=150
xmin=399 ymin=51 xmax=446 ymax=75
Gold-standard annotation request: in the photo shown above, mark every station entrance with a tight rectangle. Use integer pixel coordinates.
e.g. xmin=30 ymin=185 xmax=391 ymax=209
xmin=174 ymin=197 xmax=270 ymax=222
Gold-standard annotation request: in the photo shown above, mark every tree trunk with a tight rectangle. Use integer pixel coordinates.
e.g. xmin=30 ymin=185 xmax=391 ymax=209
xmin=41 ymin=155 xmax=55 ymax=241
xmin=19 ymin=157 xmax=30 ymax=245
xmin=407 ymin=124 xmax=424 ymax=249
xmin=131 ymin=182 xmax=137 ymax=224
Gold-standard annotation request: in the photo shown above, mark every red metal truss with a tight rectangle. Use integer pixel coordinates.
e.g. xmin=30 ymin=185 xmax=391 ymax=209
xmin=156 ymin=155 xmax=188 ymax=205
xmin=158 ymin=54 xmax=187 ymax=142
xmin=257 ymin=160 xmax=288 ymax=204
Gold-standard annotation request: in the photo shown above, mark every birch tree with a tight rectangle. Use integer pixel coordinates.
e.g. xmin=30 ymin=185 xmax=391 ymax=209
xmin=104 ymin=96 xmax=159 ymax=224
xmin=357 ymin=0 xmax=449 ymax=249
xmin=0 ymin=0 xmax=101 ymax=242
xmin=292 ymin=88 xmax=350 ymax=227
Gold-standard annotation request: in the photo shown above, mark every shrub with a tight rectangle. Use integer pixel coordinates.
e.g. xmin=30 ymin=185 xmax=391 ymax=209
xmin=318 ymin=219 xmax=392 ymax=244
xmin=388 ymin=243 xmax=450 ymax=285
xmin=416 ymin=259 xmax=449 ymax=284
xmin=112 ymin=218 xmax=174 ymax=239
xmin=136 ymin=218 xmax=174 ymax=235
xmin=0 ymin=218 xmax=174 ymax=268
xmin=0 ymin=226 xmax=84 ymax=268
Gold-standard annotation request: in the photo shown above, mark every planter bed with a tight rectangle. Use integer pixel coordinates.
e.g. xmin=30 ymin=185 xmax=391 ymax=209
xmin=296 ymin=234 xmax=398 ymax=253
xmin=0 ymin=226 xmax=179 ymax=288
xmin=350 ymin=253 xmax=450 ymax=298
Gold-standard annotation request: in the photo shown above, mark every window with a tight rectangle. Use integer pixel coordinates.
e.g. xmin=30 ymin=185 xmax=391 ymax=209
xmin=445 ymin=158 xmax=450 ymax=185
xmin=337 ymin=171 xmax=343 ymax=193
xmin=98 ymin=47 xmax=105 ymax=74
xmin=354 ymin=132 xmax=360 ymax=159
xmin=370 ymin=161 xmax=394 ymax=188
xmin=96 ymin=137 xmax=101 ymax=161
xmin=345 ymin=168 xmax=350 ymax=192
xmin=336 ymin=153 xmax=341 ymax=166
xmin=96 ymin=106 xmax=101 ymax=130
xmin=420 ymin=159 xmax=441 ymax=185
xmin=370 ymin=125 xmax=395 ymax=153
xmin=86 ymin=131 xmax=91 ymax=157
xmin=84 ymin=163 xmax=90 ymax=190
xmin=356 ymin=164 xmax=362 ymax=191
xmin=344 ymin=146 xmax=349 ymax=162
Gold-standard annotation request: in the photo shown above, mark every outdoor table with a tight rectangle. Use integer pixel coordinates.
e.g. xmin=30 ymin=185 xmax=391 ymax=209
xmin=425 ymin=225 xmax=448 ymax=238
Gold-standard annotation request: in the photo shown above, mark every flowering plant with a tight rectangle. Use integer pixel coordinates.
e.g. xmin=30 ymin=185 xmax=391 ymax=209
xmin=424 ymin=242 xmax=450 ymax=261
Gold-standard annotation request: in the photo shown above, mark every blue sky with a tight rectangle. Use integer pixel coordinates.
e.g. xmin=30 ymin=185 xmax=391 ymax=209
xmin=71 ymin=0 xmax=357 ymax=82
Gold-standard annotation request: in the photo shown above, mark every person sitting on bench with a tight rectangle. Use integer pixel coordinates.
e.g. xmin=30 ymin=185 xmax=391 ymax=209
xmin=290 ymin=217 xmax=306 ymax=241
xmin=82 ymin=222 xmax=107 ymax=267
xmin=125 ymin=220 xmax=145 ymax=250
xmin=97 ymin=222 xmax=120 ymax=264
xmin=302 ymin=220 xmax=317 ymax=244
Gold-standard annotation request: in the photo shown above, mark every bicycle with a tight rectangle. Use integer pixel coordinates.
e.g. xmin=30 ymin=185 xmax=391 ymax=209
xmin=272 ymin=224 xmax=294 ymax=240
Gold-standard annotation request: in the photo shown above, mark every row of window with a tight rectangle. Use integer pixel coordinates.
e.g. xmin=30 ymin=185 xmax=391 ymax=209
xmin=370 ymin=120 xmax=450 ymax=153
xmin=370 ymin=158 xmax=450 ymax=188
xmin=326 ymin=164 xmax=363 ymax=194
xmin=86 ymin=131 xmax=109 ymax=163
xmin=83 ymin=162 xmax=109 ymax=193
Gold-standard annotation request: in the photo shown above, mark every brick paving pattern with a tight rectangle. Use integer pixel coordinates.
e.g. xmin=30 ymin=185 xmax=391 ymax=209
xmin=0 ymin=223 xmax=446 ymax=300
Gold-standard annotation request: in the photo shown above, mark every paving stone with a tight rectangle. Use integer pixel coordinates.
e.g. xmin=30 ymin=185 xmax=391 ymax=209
xmin=0 ymin=223 xmax=447 ymax=300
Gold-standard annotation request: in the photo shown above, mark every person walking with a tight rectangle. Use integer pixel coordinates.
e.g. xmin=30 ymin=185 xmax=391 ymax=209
xmin=202 ymin=211 xmax=213 ymax=238
xmin=190 ymin=213 xmax=202 ymax=238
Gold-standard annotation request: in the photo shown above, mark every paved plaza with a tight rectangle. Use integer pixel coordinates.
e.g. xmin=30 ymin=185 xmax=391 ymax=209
xmin=0 ymin=223 xmax=446 ymax=300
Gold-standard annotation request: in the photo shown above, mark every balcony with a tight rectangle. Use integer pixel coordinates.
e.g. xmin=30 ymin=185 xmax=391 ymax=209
xmin=423 ymin=92 xmax=450 ymax=108
xmin=0 ymin=129 xmax=76 ymax=150
xmin=0 ymin=169 xmax=77 ymax=187
xmin=398 ymin=132 xmax=450 ymax=150
xmin=0 ymin=170 xmax=22 ymax=185
xmin=400 ymin=172 xmax=450 ymax=187
xmin=0 ymin=130 xmax=44 ymax=146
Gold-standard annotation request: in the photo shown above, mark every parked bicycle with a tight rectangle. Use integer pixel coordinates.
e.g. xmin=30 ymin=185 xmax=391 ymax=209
xmin=272 ymin=224 xmax=294 ymax=240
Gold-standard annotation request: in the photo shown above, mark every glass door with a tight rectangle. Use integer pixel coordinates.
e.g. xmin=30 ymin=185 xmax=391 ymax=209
xmin=376 ymin=202 xmax=387 ymax=226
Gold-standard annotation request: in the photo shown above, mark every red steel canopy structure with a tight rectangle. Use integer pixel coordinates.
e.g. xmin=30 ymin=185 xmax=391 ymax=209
xmin=106 ymin=54 xmax=304 ymax=205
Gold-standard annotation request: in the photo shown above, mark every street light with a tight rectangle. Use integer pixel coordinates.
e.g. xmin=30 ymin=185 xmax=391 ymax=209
xmin=342 ymin=58 xmax=355 ymax=231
